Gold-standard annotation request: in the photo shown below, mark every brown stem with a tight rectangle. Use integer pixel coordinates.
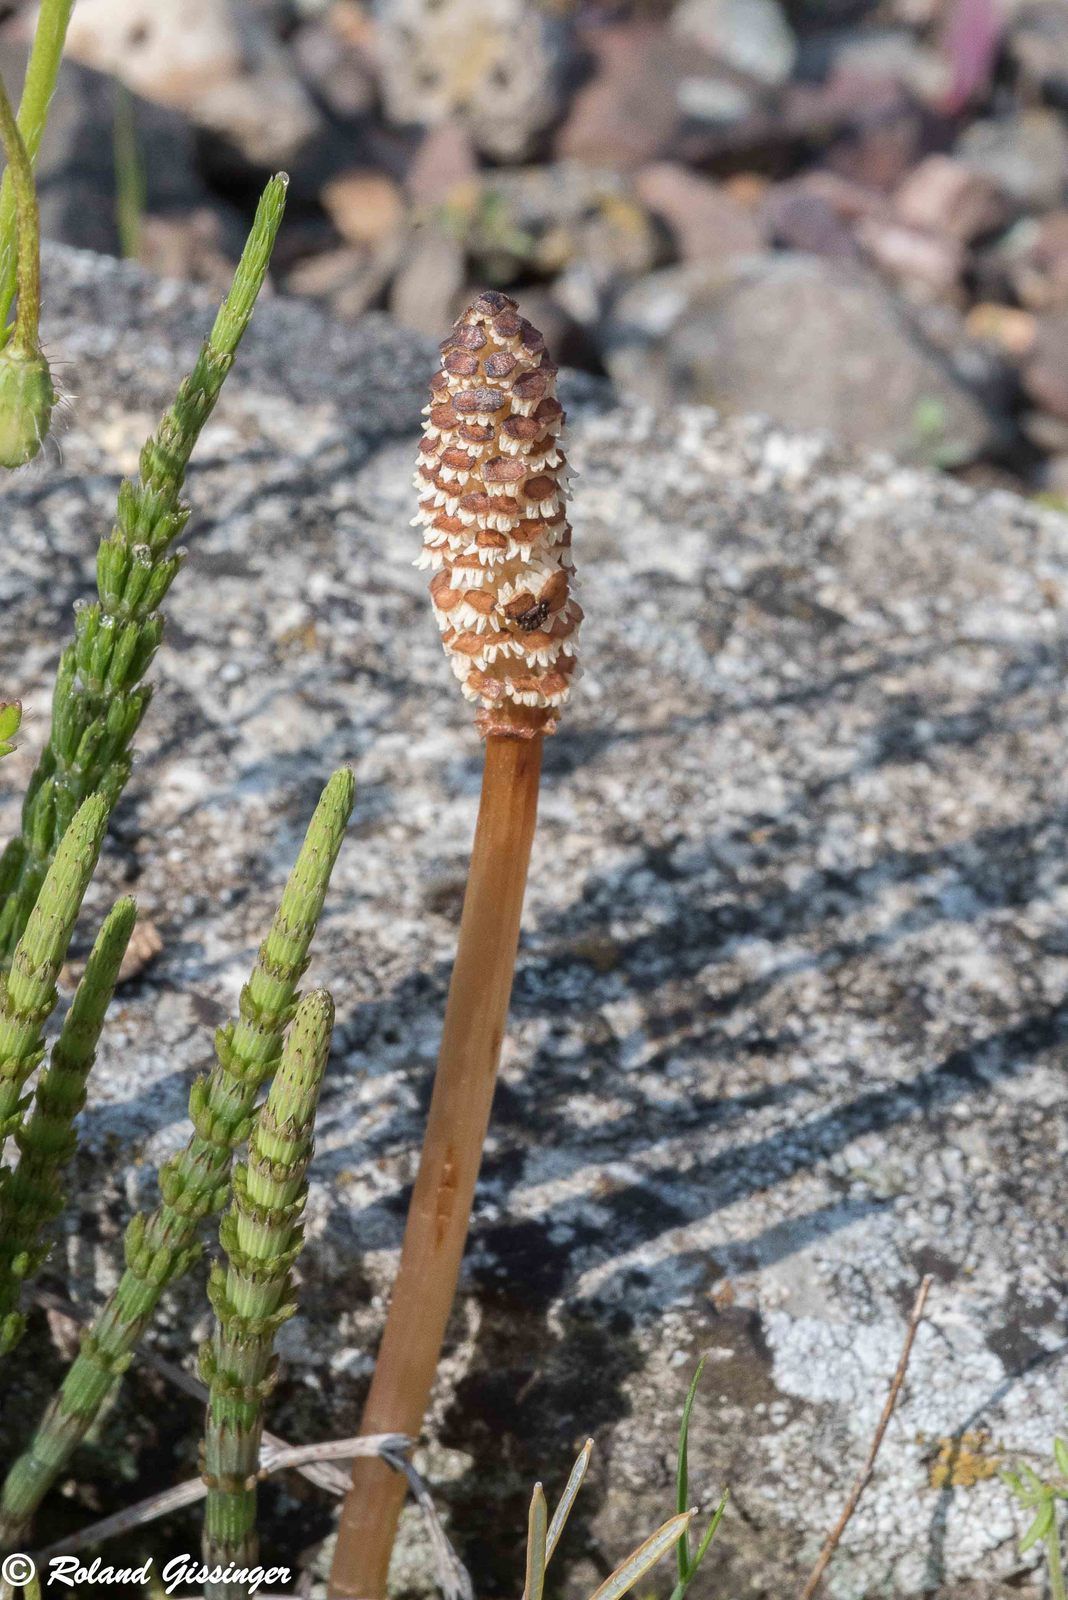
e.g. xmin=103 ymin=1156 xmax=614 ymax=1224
xmin=797 ymin=1275 xmax=933 ymax=1600
xmin=329 ymin=733 xmax=543 ymax=1600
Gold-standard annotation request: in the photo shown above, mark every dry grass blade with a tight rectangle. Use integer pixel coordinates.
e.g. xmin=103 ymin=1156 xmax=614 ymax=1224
xmin=523 ymin=1483 xmax=548 ymax=1600
xmin=588 ymin=1511 xmax=696 ymax=1600
xmin=39 ymin=1477 xmax=207 ymax=1556
xmin=261 ymin=1437 xmax=412 ymax=1473
xmin=546 ymin=1438 xmax=594 ymax=1563
xmin=797 ymin=1275 xmax=933 ymax=1600
xmin=35 ymin=1436 xmax=410 ymax=1560
xmin=379 ymin=1445 xmax=475 ymax=1600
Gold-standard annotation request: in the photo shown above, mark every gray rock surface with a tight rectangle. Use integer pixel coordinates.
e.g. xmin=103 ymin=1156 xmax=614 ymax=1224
xmin=3 ymin=245 xmax=1068 ymax=1598
xmin=672 ymin=0 xmax=798 ymax=86
xmin=956 ymin=109 xmax=1068 ymax=213
xmin=375 ymin=0 xmax=572 ymax=162
xmin=605 ymin=253 xmax=1001 ymax=467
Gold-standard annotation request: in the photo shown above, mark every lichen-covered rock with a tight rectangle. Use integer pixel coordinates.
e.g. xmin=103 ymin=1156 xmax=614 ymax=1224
xmin=604 ymin=253 xmax=1001 ymax=466
xmin=3 ymin=245 xmax=1068 ymax=1598
xmin=375 ymin=0 xmax=571 ymax=161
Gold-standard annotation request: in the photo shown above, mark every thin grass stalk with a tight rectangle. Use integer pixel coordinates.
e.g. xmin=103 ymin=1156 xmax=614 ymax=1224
xmin=0 ymin=0 xmax=75 ymax=342
xmin=797 ymin=1276 xmax=932 ymax=1600
xmin=0 ymin=71 xmax=41 ymax=352
xmin=0 ymin=174 xmax=288 ymax=961
xmin=0 ymin=66 xmax=55 ymax=468
xmin=522 ymin=1484 xmax=548 ymax=1600
xmin=0 ymin=896 xmax=136 ymax=1354
xmin=112 ymin=83 xmax=145 ymax=261
xmin=0 ymin=769 xmax=354 ymax=1543
xmin=0 ymin=794 xmax=110 ymax=1165
xmin=201 ymin=989 xmax=335 ymax=1599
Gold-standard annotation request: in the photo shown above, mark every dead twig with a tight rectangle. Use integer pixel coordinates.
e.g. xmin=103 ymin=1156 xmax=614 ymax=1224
xmin=798 ymin=1275 xmax=933 ymax=1600
xmin=36 ymin=1435 xmax=410 ymax=1559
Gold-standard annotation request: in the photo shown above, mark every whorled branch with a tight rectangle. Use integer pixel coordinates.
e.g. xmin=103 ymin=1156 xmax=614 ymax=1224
xmin=0 ymin=896 xmax=136 ymax=1355
xmin=0 ymin=794 xmax=109 ymax=1173
xmin=0 ymin=769 xmax=354 ymax=1545
xmin=200 ymin=990 xmax=335 ymax=1600
xmin=0 ymin=175 xmax=289 ymax=961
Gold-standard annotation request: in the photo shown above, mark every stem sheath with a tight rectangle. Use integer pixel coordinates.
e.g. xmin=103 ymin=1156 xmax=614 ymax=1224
xmin=329 ymin=735 xmax=542 ymax=1600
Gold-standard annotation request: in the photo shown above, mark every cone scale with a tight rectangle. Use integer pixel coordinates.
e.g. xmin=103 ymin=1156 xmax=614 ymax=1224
xmin=415 ymin=289 xmax=581 ymax=740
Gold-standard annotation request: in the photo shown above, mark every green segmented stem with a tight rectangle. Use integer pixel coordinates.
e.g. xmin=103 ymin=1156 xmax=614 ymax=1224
xmin=0 ymin=897 xmax=136 ymax=1356
xmin=0 ymin=69 xmax=41 ymax=353
xmin=0 ymin=795 xmax=110 ymax=1168
xmin=201 ymin=989 xmax=335 ymax=1598
xmin=0 ymin=0 xmax=75 ymax=344
xmin=0 ymin=769 xmax=354 ymax=1543
xmin=0 ymin=46 xmax=57 ymax=469
xmin=0 ymin=173 xmax=289 ymax=962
